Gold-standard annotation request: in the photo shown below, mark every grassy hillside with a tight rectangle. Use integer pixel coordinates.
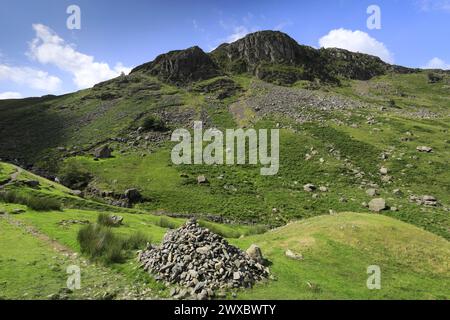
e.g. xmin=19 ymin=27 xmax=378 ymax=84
xmin=0 ymin=40 xmax=449 ymax=300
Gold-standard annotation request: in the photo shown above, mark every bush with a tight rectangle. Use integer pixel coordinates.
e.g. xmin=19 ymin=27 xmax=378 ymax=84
xmin=141 ymin=115 xmax=167 ymax=132
xmin=77 ymin=224 xmax=125 ymax=264
xmin=25 ymin=196 xmax=61 ymax=211
xmin=428 ymin=72 xmax=443 ymax=83
xmin=122 ymin=232 xmax=151 ymax=250
xmin=0 ymin=190 xmax=61 ymax=211
xmin=244 ymin=224 xmax=269 ymax=236
xmin=59 ymin=161 xmax=92 ymax=189
xmin=156 ymin=217 xmax=178 ymax=229
xmin=97 ymin=212 xmax=117 ymax=227
xmin=77 ymin=214 xmax=152 ymax=264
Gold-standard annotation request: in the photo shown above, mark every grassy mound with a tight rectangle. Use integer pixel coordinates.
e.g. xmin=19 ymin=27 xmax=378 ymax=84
xmin=232 ymin=212 xmax=450 ymax=299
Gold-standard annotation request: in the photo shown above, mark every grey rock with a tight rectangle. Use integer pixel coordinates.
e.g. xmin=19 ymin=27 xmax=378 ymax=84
xmin=285 ymin=249 xmax=303 ymax=260
xmin=94 ymin=145 xmax=113 ymax=158
xmin=368 ymin=198 xmax=386 ymax=212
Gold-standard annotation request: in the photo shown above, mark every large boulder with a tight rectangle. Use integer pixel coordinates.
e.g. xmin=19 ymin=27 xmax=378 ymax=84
xmin=246 ymin=244 xmax=265 ymax=265
xmin=369 ymin=198 xmax=387 ymax=212
xmin=94 ymin=145 xmax=113 ymax=159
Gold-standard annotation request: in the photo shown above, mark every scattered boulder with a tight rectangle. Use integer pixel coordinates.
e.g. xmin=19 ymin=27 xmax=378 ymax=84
xmin=138 ymin=219 xmax=269 ymax=299
xmin=368 ymin=198 xmax=387 ymax=212
xmin=11 ymin=208 xmax=25 ymax=214
xmin=409 ymin=195 xmax=439 ymax=206
xmin=319 ymin=186 xmax=328 ymax=192
xmin=58 ymin=219 xmax=90 ymax=227
xmin=246 ymin=244 xmax=265 ymax=265
xmin=416 ymin=146 xmax=433 ymax=153
xmin=197 ymin=175 xmax=208 ymax=184
xmin=379 ymin=167 xmax=389 ymax=175
xmin=94 ymin=145 xmax=113 ymax=159
xmin=70 ymin=190 xmax=83 ymax=197
xmin=366 ymin=188 xmax=379 ymax=197
xmin=110 ymin=215 xmax=124 ymax=226
xmin=303 ymin=184 xmax=316 ymax=192
xmin=285 ymin=249 xmax=303 ymax=260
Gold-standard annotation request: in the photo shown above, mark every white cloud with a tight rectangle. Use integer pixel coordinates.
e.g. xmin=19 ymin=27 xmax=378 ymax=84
xmin=0 ymin=91 xmax=23 ymax=99
xmin=319 ymin=28 xmax=394 ymax=63
xmin=28 ymin=24 xmax=131 ymax=89
xmin=225 ymin=25 xmax=251 ymax=43
xmin=423 ymin=57 xmax=450 ymax=69
xmin=274 ymin=20 xmax=293 ymax=31
xmin=0 ymin=64 xmax=61 ymax=92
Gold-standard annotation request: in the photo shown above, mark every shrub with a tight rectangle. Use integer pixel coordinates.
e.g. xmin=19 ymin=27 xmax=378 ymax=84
xmin=25 ymin=196 xmax=61 ymax=211
xmin=244 ymin=224 xmax=269 ymax=236
xmin=97 ymin=212 xmax=117 ymax=227
xmin=77 ymin=224 xmax=125 ymax=264
xmin=141 ymin=115 xmax=167 ymax=132
xmin=156 ymin=217 xmax=178 ymax=229
xmin=122 ymin=232 xmax=151 ymax=250
xmin=0 ymin=190 xmax=61 ymax=211
xmin=428 ymin=72 xmax=443 ymax=83
xmin=59 ymin=161 xmax=92 ymax=189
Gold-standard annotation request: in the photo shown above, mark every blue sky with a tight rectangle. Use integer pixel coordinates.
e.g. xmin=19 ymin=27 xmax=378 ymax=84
xmin=0 ymin=0 xmax=449 ymax=98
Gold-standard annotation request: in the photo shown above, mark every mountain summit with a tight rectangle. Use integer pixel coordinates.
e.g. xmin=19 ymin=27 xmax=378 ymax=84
xmin=131 ymin=30 xmax=413 ymax=86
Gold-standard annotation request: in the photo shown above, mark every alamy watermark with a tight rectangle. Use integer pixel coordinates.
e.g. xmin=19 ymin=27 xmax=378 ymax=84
xmin=66 ymin=5 xmax=81 ymax=30
xmin=367 ymin=5 xmax=381 ymax=30
xmin=66 ymin=265 xmax=81 ymax=290
xmin=171 ymin=121 xmax=279 ymax=176
xmin=366 ymin=265 xmax=381 ymax=290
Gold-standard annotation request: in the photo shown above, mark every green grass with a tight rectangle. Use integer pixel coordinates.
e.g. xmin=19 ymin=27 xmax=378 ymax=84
xmin=232 ymin=212 xmax=450 ymax=299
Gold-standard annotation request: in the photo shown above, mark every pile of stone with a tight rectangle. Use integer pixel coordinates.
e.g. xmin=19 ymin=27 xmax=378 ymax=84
xmin=138 ymin=219 xmax=269 ymax=300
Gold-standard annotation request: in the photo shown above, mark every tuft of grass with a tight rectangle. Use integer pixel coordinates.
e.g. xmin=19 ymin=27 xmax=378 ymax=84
xmin=198 ymin=220 xmax=241 ymax=238
xmin=77 ymin=214 xmax=152 ymax=264
xmin=97 ymin=212 xmax=118 ymax=227
xmin=0 ymin=190 xmax=61 ymax=211
xmin=156 ymin=216 xmax=178 ymax=229
xmin=77 ymin=223 xmax=125 ymax=264
xmin=122 ymin=231 xmax=151 ymax=250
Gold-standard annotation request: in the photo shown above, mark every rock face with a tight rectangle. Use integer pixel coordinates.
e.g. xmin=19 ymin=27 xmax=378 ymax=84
xmin=369 ymin=198 xmax=387 ymax=212
xmin=210 ymin=30 xmax=402 ymax=84
xmin=131 ymin=46 xmax=221 ymax=84
xmin=138 ymin=219 xmax=269 ymax=299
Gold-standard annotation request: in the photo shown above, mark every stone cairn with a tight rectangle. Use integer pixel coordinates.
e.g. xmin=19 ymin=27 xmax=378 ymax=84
xmin=138 ymin=219 xmax=269 ymax=299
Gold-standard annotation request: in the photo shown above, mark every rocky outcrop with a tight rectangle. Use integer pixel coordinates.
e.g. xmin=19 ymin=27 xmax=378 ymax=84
xmin=131 ymin=46 xmax=221 ymax=84
xmin=138 ymin=219 xmax=269 ymax=299
xmin=210 ymin=30 xmax=410 ymax=84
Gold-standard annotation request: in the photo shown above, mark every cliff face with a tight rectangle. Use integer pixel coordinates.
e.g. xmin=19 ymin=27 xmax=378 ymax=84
xmin=131 ymin=46 xmax=222 ymax=84
xmin=131 ymin=30 xmax=413 ymax=85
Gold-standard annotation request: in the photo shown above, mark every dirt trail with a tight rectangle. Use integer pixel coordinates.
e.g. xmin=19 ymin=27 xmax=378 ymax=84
xmin=1 ymin=214 xmax=75 ymax=256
